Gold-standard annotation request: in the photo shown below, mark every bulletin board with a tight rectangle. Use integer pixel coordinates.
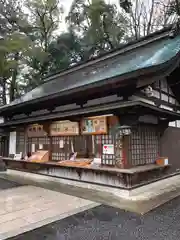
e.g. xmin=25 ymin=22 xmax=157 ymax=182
xmin=50 ymin=120 xmax=79 ymax=136
xmin=81 ymin=116 xmax=107 ymax=135
xmin=27 ymin=124 xmax=47 ymax=137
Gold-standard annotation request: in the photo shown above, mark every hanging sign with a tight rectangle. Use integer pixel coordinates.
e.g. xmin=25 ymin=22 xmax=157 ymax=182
xmin=103 ymin=144 xmax=114 ymax=155
xmin=81 ymin=116 xmax=107 ymax=135
xmin=50 ymin=121 xmax=79 ymax=136
xmin=118 ymin=126 xmax=131 ymax=136
xmin=27 ymin=124 xmax=47 ymax=137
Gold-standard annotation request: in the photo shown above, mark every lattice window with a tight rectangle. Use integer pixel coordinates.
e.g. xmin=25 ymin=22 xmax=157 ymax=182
xmin=94 ymin=134 xmax=116 ymax=166
xmin=51 ymin=136 xmax=70 ymax=161
xmin=27 ymin=137 xmax=50 ymax=155
xmin=16 ymin=130 xmax=25 ymax=154
xmin=72 ymin=135 xmax=93 ymax=158
xmin=27 ymin=137 xmax=37 ymax=154
xmin=0 ymin=136 xmax=9 ymax=157
xmin=51 ymin=135 xmax=95 ymax=161
xmin=128 ymin=125 xmax=160 ymax=166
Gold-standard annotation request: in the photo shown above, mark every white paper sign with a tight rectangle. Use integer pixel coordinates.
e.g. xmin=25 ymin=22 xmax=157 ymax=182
xmin=9 ymin=131 xmax=17 ymax=155
xmin=103 ymin=144 xmax=114 ymax=155
xmin=39 ymin=144 xmax=43 ymax=150
xmin=31 ymin=144 xmax=35 ymax=153
xmin=0 ymin=117 xmax=4 ymax=123
xmin=59 ymin=140 xmax=64 ymax=149
xmin=164 ymin=158 xmax=168 ymax=165
xmin=14 ymin=152 xmax=22 ymax=160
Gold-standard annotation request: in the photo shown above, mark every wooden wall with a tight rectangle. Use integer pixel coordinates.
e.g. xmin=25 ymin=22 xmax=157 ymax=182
xmin=160 ymin=127 xmax=180 ymax=173
xmin=14 ymin=116 xmax=122 ymax=165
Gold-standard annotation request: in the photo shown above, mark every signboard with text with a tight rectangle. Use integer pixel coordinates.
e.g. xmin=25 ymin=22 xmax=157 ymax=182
xmin=103 ymin=144 xmax=114 ymax=155
xmin=50 ymin=120 xmax=79 ymax=136
xmin=81 ymin=116 xmax=107 ymax=135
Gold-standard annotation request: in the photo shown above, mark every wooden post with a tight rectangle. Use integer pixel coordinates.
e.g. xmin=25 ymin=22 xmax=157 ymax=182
xmin=43 ymin=121 xmax=52 ymax=161
xmin=115 ymin=135 xmax=123 ymax=168
xmin=122 ymin=135 xmax=130 ymax=168
xmin=24 ymin=125 xmax=28 ymax=158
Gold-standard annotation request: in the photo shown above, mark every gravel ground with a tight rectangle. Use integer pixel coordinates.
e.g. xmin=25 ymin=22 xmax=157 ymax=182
xmin=0 ymin=178 xmax=21 ymax=190
xmin=9 ymin=196 xmax=180 ymax=240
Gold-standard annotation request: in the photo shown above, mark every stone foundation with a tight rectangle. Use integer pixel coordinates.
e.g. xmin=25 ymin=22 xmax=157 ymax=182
xmin=2 ymin=158 xmax=170 ymax=189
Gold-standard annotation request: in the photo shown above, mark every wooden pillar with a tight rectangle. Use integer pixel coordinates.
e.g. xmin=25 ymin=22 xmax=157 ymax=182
xmin=115 ymin=135 xmax=130 ymax=169
xmin=24 ymin=125 xmax=28 ymax=158
xmin=115 ymin=135 xmax=123 ymax=168
xmin=43 ymin=121 xmax=52 ymax=161
xmin=122 ymin=135 xmax=130 ymax=168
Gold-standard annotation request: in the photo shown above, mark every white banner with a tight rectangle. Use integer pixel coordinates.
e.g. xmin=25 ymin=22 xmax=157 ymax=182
xmin=9 ymin=131 xmax=17 ymax=155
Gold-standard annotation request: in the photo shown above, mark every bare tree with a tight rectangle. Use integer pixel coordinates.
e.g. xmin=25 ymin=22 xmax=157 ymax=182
xmin=121 ymin=0 xmax=176 ymax=40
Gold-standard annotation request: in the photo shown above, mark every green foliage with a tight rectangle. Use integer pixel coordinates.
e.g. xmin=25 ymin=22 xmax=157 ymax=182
xmin=0 ymin=0 xmax=33 ymax=103
xmin=66 ymin=0 xmax=126 ymax=59
xmin=48 ymin=31 xmax=82 ymax=72
xmin=22 ymin=0 xmax=63 ymax=89
xmin=25 ymin=0 xmax=62 ymax=50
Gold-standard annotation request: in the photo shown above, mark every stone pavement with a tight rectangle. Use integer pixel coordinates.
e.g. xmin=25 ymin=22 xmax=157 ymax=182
xmin=0 ymin=185 xmax=99 ymax=240
xmin=9 ymin=199 xmax=180 ymax=240
xmin=2 ymin=169 xmax=180 ymax=214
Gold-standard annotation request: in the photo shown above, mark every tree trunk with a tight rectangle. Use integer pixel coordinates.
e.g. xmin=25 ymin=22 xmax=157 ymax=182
xmin=2 ymin=78 xmax=6 ymax=105
xmin=9 ymin=52 xmax=19 ymax=102
xmin=175 ymin=0 xmax=180 ymax=16
xmin=0 ymin=77 xmax=7 ymax=105
xmin=102 ymin=15 xmax=114 ymax=50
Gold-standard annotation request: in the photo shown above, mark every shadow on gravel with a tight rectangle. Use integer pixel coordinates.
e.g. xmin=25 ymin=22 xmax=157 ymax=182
xmin=9 ymin=196 xmax=180 ymax=240
xmin=0 ymin=178 xmax=21 ymax=190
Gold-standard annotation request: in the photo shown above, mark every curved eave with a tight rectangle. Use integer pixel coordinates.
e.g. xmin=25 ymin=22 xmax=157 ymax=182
xmin=0 ymin=55 xmax=179 ymax=116
xmin=1 ymin=100 xmax=180 ymax=127
xmin=1 ymin=29 xmax=180 ymax=116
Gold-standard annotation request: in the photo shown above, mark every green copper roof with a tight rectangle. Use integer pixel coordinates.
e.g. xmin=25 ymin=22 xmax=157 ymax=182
xmin=4 ymin=32 xmax=180 ymax=108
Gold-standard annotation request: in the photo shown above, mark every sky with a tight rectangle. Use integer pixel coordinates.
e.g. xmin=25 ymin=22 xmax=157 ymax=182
xmin=62 ymin=0 xmax=119 ymax=14
xmin=60 ymin=0 xmax=120 ymax=32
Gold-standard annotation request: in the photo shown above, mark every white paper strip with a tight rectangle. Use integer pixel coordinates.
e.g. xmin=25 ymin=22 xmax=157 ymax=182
xmin=39 ymin=144 xmax=43 ymax=150
xmin=9 ymin=131 xmax=16 ymax=155
xmin=31 ymin=144 xmax=35 ymax=153
xmin=59 ymin=140 xmax=64 ymax=149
